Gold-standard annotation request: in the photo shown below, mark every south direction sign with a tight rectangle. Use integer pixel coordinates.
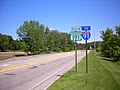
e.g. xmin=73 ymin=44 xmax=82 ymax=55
xmin=71 ymin=26 xmax=80 ymax=31
xmin=82 ymin=31 xmax=91 ymax=40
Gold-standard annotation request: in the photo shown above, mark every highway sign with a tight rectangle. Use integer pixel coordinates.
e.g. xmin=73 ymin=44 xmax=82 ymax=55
xmin=81 ymin=26 xmax=91 ymax=31
xmin=71 ymin=26 xmax=80 ymax=31
xmin=70 ymin=34 xmax=82 ymax=41
xmin=70 ymin=30 xmax=82 ymax=41
xmin=70 ymin=30 xmax=81 ymax=35
xmin=82 ymin=31 xmax=91 ymax=40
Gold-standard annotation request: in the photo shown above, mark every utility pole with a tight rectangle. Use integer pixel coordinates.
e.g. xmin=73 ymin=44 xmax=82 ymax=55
xmin=94 ymin=29 xmax=96 ymax=56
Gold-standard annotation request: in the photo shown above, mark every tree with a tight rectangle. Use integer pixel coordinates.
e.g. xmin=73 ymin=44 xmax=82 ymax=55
xmin=0 ymin=34 xmax=14 ymax=51
xmin=101 ymin=26 xmax=120 ymax=61
xmin=17 ymin=21 xmax=44 ymax=54
xmin=100 ymin=28 xmax=114 ymax=57
xmin=115 ymin=26 xmax=120 ymax=36
xmin=16 ymin=20 xmax=74 ymax=54
xmin=0 ymin=33 xmax=24 ymax=52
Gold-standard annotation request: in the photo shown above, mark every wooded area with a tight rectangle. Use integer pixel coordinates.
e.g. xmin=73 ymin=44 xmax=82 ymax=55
xmin=0 ymin=33 xmax=23 ymax=52
xmin=0 ymin=20 xmax=103 ymax=55
xmin=3 ymin=20 xmax=119 ymax=58
xmin=100 ymin=25 xmax=120 ymax=61
xmin=16 ymin=21 xmax=75 ymax=54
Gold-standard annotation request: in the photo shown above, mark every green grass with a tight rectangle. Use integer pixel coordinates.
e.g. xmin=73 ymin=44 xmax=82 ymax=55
xmin=48 ymin=51 xmax=120 ymax=90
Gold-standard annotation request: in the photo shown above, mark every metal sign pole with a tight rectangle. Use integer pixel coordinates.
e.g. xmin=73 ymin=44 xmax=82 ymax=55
xmin=86 ymin=40 xmax=88 ymax=73
xmin=75 ymin=40 xmax=77 ymax=72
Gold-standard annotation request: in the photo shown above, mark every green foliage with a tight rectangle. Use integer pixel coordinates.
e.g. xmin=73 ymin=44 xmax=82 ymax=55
xmin=115 ymin=26 xmax=120 ymax=36
xmin=96 ymin=47 xmax=101 ymax=52
xmin=84 ymin=41 xmax=102 ymax=50
xmin=0 ymin=33 xmax=23 ymax=52
xmin=16 ymin=21 xmax=74 ymax=54
xmin=0 ymin=34 xmax=9 ymax=51
xmin=101 ymin=25 xmax=120 ymax=61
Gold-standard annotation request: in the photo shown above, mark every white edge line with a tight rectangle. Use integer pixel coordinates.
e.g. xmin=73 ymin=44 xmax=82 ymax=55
xmin=29 ymin=64 xmax=72 ymax=90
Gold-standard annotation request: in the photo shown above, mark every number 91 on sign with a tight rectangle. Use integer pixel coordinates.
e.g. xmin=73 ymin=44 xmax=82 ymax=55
xmin=82 ymin=31 xmax=91 ymax=40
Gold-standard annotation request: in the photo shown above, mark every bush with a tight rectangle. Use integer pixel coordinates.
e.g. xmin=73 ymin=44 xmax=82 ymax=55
xmin=96 ymin=47 xmax=101 ymax=52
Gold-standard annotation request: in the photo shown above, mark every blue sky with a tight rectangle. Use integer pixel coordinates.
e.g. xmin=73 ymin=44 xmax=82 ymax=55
xmin=0 ymin=0 xmax=120 ymax=43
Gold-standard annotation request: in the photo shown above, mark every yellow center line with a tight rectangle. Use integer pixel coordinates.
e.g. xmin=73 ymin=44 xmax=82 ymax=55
xmin=0 ymin=52 xmax=81 ymax=72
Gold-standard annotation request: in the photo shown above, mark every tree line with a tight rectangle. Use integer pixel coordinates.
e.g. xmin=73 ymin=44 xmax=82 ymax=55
xmin=0 ymin=33 xmax=23 ymax=52
xmin=0 ymin=20 xmax=104 ymax=55
xmin=16 ymin=21 xmax=74 ymax=54
xmin=100 ymin=25 xmax=120 ymax=61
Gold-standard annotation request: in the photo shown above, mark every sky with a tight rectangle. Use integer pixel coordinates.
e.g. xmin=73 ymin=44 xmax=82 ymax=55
xmin=0 ymin=0 xmax=120 ymax=43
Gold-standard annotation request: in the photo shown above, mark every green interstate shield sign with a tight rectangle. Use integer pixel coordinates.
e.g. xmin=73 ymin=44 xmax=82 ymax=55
xmin=70 ymin=31 xmax=82 ymax=41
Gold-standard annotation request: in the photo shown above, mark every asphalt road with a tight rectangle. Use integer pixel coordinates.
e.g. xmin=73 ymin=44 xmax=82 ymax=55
xmin=0 ymin=50 xmax=89 ymax=90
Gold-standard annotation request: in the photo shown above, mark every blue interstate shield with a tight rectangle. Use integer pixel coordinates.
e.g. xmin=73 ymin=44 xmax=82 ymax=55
xmin=82 ymin=32 xmax=91 ymax=40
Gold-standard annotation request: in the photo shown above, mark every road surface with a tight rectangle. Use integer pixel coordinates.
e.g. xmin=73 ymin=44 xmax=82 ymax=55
xmin=0 ymin=50 xmax=90 ymax=90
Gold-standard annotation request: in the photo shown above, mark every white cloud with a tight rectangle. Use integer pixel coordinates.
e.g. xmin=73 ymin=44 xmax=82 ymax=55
xmin=49 ymin=28 xmax=56 ymax=30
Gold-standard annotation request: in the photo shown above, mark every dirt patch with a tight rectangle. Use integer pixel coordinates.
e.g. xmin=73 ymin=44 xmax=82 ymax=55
xmin=0 ymin=52 xmax=26 ymax=56
xmin=0 ymin=52 xmax=27 ymax=60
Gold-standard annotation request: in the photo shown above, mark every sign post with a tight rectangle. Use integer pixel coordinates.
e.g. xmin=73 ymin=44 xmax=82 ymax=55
xmin=75 ymin=40 xmax=77 ymax=72
xmin=81 ymin=26 xmax=91 ymax=73
xmin=86 ymin=40 xmax=88 ymax=73
xmin=70 ymin=26 xmax=82 ymax=72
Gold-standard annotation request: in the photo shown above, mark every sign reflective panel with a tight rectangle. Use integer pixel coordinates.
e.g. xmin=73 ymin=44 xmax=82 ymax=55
xmin=71 ymin=26 xmax=80 ymax=31
xmin=82 ymin=31 xmax=91 ymax=40
xmin=81 ymin=26 xmax=91 ymax=31
xmin=70 ymin=34 xmax=82 ymax=41
xmin=70 ymin=30 xmax=82 ymax=41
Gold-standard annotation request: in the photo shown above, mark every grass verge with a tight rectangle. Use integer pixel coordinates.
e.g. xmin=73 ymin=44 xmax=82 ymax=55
xmin=48 ymin=51 xmax=120 ymax=90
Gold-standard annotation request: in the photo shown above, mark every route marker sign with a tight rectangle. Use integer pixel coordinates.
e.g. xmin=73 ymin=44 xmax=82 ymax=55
xmin=81 ymin=26 xmax=91 ymax=40
xmin=82 ymin=31 xmax=91 ymax=40
xmin=70 ymin=26 xmax=82 ymax=41
xmin=70 ymin=31 xmax=82 ymax=41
